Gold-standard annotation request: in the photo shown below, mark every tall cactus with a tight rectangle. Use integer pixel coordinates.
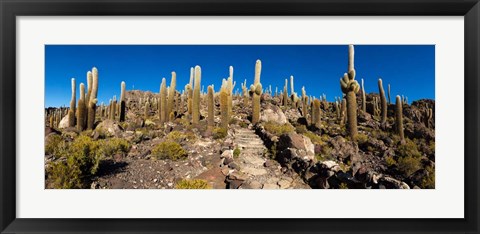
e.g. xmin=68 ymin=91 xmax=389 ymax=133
xmin=207 ymin=85 xmax=215 ymax=128
xmin=250 ymin=60 xmax=262 ymax=124
xmin=361 ymin=78 xmax=366 ymax=113
xmin=378 ymin=78 xmax=387 ymax=125
xmin=387 ymin=84 xmax=391 ymax=105
xmin=160 ymin=77 xmax=167 ymax=123
xmin=144 ymin=99 xmax=150 ymax=120
xmin=167 ymin=72 xmax=176 ymax=121
xmin=192 ymin=66 xmax=201 ymax=125
xmin=395 ymin=95 xmax=404 ymax=142
xmin=340 ymin=45 xmax=360 ymax=140
xmin=77 ymin=83 xmax=86 ymax=131
xmin=301 ymin=86 xmax=308 ymax=117
xmin=110 ymin=96 xmax=117 ymax=121
xmin=119 ymin=81 xmax=126 ymax=122
xmin=312 ymin=99 xmax=321 ymax=129
xmin=241 ymin=79 xmax=249 ymax=106
xmin=283 ymin=79 xmax=288 ymax=106
xmin=220 ymin=86 xmax=229 ymax=128
xmin=340 ymin=98 xmax=347 ymax=125
xmin=87 ymin=67 xmax=98 ymax=129
xmin=68 ymin=78 xmax=76 ymax=127
xmin=425 ymin=105 xmax=433 ymax=128
xmin=227 ymin=66 xmax=235 ymax=117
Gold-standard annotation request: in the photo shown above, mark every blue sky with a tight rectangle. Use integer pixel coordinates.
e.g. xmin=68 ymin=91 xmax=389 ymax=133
xmin=45 ymin=45 xmax=434 ymax=107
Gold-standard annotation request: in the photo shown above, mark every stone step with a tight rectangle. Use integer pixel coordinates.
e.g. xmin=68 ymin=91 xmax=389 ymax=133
xmin=236 ymin=142 xmax=264 ymax=146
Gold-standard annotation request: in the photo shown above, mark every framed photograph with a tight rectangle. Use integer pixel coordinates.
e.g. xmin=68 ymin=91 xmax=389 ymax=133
xmin=1 ymin=0 xmax=479 ymax=233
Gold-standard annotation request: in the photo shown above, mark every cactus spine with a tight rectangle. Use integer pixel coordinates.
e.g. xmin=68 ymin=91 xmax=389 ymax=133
xmin=160 ymin=77 xmax=167 ymax=123
xmin=167 ymin=72 xmax=176 ymax=121
xmin=339 ymin=45 xmax=360 ymax=140
xmin=378 ymin=78 xmax=387 ymax=125
xmin=361 ymin=78 xmax=366 ymax=113
xmin=87 ymin=68 xmax=98 ymax=130
xmin=119 ymin=81 xmax=126 ymax=122
xmin=395 ymin=95 xmax=404 ymax=142
xmin=68 ymin=78 xmax=76 ymax=127
xmin=207 ymin=85 xmax=215 ymax=128
xmin=77 ymin=83 xmax=86 ymax=131
xmin=192 ymin=66 xmax=201 ymax=125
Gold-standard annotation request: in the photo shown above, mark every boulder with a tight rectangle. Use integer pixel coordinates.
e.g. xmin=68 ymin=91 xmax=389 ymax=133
xmin=58 ymin=115 xmax=70 ymax=129
xmin=278 ymin=132 xmax=314 ymax=156
xmin=329 ymin=136 xmax=359 ymax=160
xmin=94 ymin=119 xmax=123 ymax=137
xmin=260 ymin=106 xmax=287 ymax=124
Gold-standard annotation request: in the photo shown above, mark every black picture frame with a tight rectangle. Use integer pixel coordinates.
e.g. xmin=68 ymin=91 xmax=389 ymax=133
xmin=1 ymin=0 xmax=479 ymax=233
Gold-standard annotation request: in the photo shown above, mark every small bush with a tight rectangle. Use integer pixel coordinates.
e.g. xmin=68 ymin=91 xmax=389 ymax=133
xmin=420 ymin=166 xmax=435 ymax=189
xmin=385 ymin=155 xmax=396 ymax=167
xmin=100 ymin=138 xmax=131 ymax=156
xmin=354 ymin=133 xmax=368 ymax=145
xmin=167 ymin=131 xmax=196 ymax=143
xmin=339 ymin=183 xmax=349 ymax=189
xmin=175 ymin=179 xmax=212 ymax=189
xmin=213 ymin=127 xmax=228 ymax=139
xmin=45 ymin=134 xmax=64 ymax=156
xmin=295 ymin=125 xmax=308 ymax=134
xmin=47 ymin=135 xmax=103 ymax=189
xmin=397 ymin=155 xmax=422 ymax=177
xmin=396 ymin=139 xmax=422 ymax=158
xmin=238 ymin=121 xmax=249 ymax=128
xmin=151 ymin=141 xmax=188 ymax=160
xmin=233 ymin=148 xmax=241 ymax=158
xmin=303 ymin=131 xmax=323 ymax=145
xmin=263 ymin=121 xmax=294 ymax=136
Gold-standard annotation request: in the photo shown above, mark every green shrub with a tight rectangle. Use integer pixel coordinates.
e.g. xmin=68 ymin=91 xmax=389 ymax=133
xmin=45 ymin=134 xmax=64 ymax=156
xmin=151 ymin=141 xmax=188 ymax=160
xmin=295 ymin=125 xmax=308 ymax=134
xmin=339 ymin=183 xmax=349 ymax=189
xmin=100 ymin=138 xmax=131 ymax=156
xmin=238 ymin=121 xmax=248 ymax=128
xmin=354 ymin=133 xmax=368 ymax=145
xmin=47 ymin=135 xmax=103 ymax=189
xmin=303 ymin=131 xmax=323 ymax=145
xmin=385 ymin=155 xmax=396 ymax=167
xmin=421 ymin=166 xmax=435 ymax=189
xmin=233 ymin=148 xmax=241 ymax=158
xmin=396 ymin=139 xmax=422 ymax=158
xmin=263 ymin=121 xmax=294 ymax=136
xmin=213 ymin=127 xmax=228 ymax=139
xmin=175 ymin=179 xmax=212 ymax=189
xmin=167 ymin=131 xmax=196 ymax=143
xmin=397 ymin=155 xmax=422 ymax=177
